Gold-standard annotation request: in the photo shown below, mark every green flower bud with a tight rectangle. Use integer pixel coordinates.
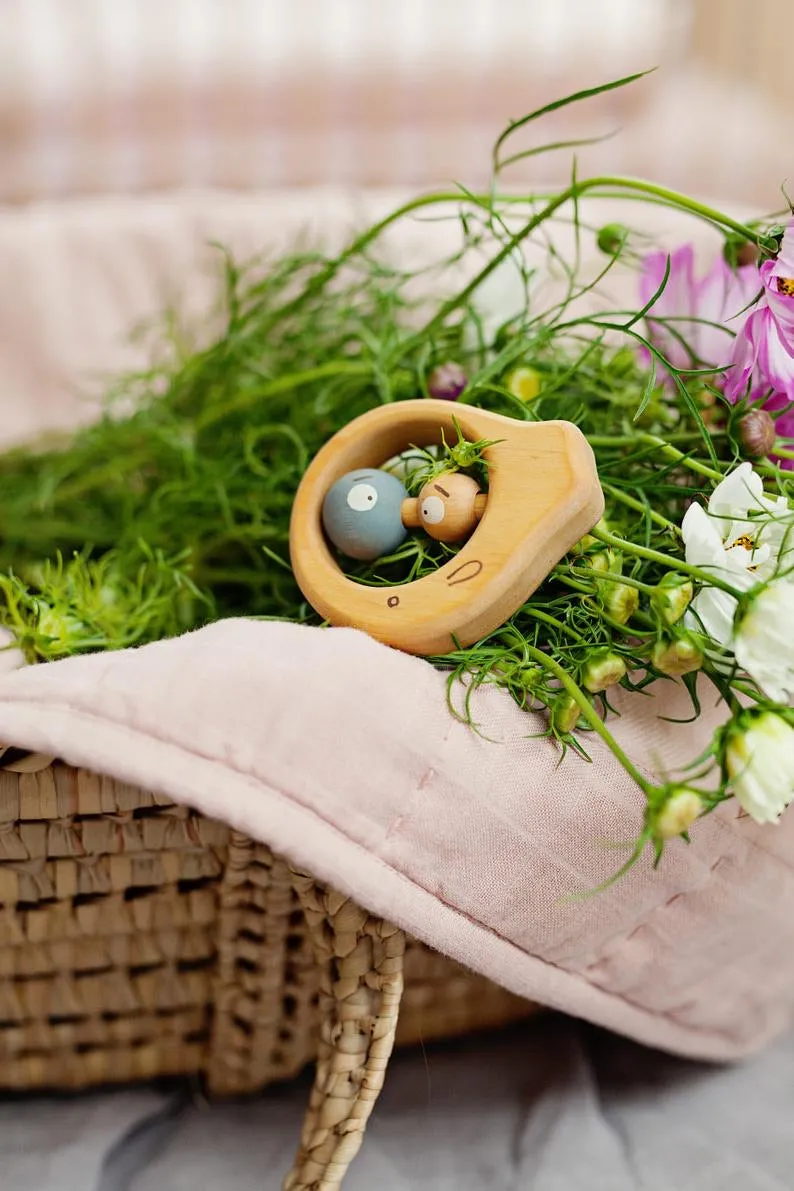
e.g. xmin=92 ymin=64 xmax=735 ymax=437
xmin=587 ymin=547 xmax=622 ymax=575
xmin=570 ymin=533 xmax=597 ymax=557
xmin=516 ymin=665 xmax=544 ymax=690
xmin=571 ymin=520 xmax=610 ymax=558
xmin=449 ymin=442 xmax=481 ymax=468
xmin=36 ymin=607 xmax=86 ymax=650
xmin=597 ymin=223 xmax=630 ymax=256
xmin=652 ymin=634 xmax=703 ymax=676
xmin=488 ymin=657 xmax=516 ymax=679
xmin=581 ymin=648 xmax=627 ymax=693
xmin=603 ymin=580 xmax=638 ymax=625
xmin=609 ymin=345 xmax=637 ymax=376
xmin=651 ymin=573 xmax=694 ymax=625
xmin=551 ymin=693 xmax=581 ymax=735
xmin=654 ymin=788 xmax=704 ymax=839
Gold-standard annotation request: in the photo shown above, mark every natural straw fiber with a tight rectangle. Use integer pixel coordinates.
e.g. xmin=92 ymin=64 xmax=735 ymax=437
xmin=0 ymin=753 xmax=534 ymax=1142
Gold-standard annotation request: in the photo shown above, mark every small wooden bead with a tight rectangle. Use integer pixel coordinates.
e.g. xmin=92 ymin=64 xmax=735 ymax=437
xmin=416 ymin=472 xmax=484 ymax=543
xmin=322 ymin=470 xmax=408 ymax=560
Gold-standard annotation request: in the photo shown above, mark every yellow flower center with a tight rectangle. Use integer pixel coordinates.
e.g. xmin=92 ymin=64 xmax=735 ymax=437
xmin=729 ymin=534 xmax=755 ymax=551
xmin=776 ymin=276 xmax=794 ymax=296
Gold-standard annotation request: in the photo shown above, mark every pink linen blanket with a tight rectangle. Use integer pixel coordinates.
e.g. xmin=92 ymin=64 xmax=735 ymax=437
xmin=0 ymin=618 xmax=792 ymax=1063
xmin=1 ymin=191 xmax=793 ymax=1064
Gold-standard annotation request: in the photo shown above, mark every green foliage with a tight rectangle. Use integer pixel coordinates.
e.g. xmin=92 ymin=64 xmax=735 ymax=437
xmin=0 ymin=73 xmax=790 ymax=883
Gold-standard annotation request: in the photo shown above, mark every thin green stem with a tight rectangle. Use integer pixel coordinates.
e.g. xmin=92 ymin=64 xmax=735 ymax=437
xmin=556 ymin=574 xmax=592 ymax=594
xmin=589 ymin=431 xmax=729 ymax=446
xmin=522 ymin=607 xmax=588 ymax=643
xmin=196 ymin=361 xmax=373 ymax=431
xmin=523 ymin=643 xmax=655 ymax=794
xmin=601 ymin=483 xmax=680 ymax=532
xmin=591 ymin=526 xmax=743 ymax=597
xmin=397 ymin=176 xmax=757 ymax=350
xmin=575 ymin=568 xmax=658 ymax=594
xmin=635 ymin=435 xmax=725 ymax=482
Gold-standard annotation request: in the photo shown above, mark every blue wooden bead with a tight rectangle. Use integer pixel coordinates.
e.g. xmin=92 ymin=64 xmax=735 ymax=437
xmin=322 ymin=470 xmax=408 ymax=561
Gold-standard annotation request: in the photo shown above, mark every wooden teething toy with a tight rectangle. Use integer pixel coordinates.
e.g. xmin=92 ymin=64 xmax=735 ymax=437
xmin=290 ymin=399 xmax=604 ymax=656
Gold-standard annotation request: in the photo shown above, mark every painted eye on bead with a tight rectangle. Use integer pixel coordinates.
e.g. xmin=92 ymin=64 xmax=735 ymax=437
xmin=420 ymin=495 xmax=446 ymax=525
xmin=346 ymin=482 xmax=378 ymax=512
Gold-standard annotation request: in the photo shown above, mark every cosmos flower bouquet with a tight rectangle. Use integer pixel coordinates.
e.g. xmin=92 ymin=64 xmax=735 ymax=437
xmin=0 ymin=74 xmax=793 ymax=882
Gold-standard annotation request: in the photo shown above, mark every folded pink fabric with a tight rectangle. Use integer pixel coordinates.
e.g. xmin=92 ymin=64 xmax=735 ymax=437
xmin=0 ymin=619 xmax=792 ymax=1062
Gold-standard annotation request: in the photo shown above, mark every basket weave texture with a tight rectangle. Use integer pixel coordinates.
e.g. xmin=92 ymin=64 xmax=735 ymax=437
xmin=0 ymin=757 xmax=533 ymax=1098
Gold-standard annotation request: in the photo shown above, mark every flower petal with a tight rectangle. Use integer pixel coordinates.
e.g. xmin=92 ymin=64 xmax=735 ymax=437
xmin=726 ymin=306 xmax=769 ymax=401
xmin=693 ymin=257 xmax=758 ymax=369
xmin=734 ymin=582 xmax=794 ymax=702
xmin=707 ymin=461 xmax=762 ymax=520
xmin=640 ymin=246 xmax=698 ymax=372
xmin=687 ymin=587 xmax=737 ymax=647
xmin=756 ymin=307 xmax=794 ymax=401
xmin=772 ymin=217 xmax=794 ymax=278
xmin=463 ymin=250 xmax=528 ymax=354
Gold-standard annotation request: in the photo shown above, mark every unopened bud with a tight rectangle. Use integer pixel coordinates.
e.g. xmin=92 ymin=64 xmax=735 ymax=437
xmin=739 ymin=408 xmax=776 ymax=459
xmin=651 ymin=573 xmax=694 ymax=625
xmin=655 ymin=788 xmax=704 ymax=839
xmin=603 ymin=581 xmax=639 ymax=625
xmin=571 ymin=520 xmax=611 ymax=557
xmin=516 ymin=665 xmax=543 ymax=690
xmin=489 ymin=658 xmax=516 ymax=679
xmin=609 ymin=346 xmax=637 ymax=376
xmin=551 ymin=693 xmax=581 ymax=735
xmin=428 ymin=361 xmax=467 ymax=401
xmin=582 ymin=649 xmax=627 ymax=693
xmin=652 ymin=635 xmax=703 ymax=676
xmin=506 ymin=366 xmax=542 ymax=403
xmin=723 ymin=235 xmax=760 ymax=268
xmin=597 ymin=223 xmax=630 ymax=256
xmin=571 ymin=534 xmax=596 ymax=557
xmin=588 ymin=547 xmax=622 ymax=575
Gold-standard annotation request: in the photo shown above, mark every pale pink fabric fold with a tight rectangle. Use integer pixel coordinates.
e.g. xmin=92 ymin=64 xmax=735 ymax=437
xmin=0 ymin=619 xmax=793 ymax=1062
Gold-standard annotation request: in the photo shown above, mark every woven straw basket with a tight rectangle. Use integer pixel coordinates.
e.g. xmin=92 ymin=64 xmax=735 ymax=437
xmin=0 ymin=750 xmax=534 ymax=1187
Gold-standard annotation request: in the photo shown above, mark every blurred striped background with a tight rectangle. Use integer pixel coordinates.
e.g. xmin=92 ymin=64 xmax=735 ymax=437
xmin=0 ymin=0 xmax=790 ymax=206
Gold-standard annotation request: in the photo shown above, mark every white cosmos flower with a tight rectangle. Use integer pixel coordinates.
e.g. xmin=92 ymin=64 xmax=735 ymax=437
xmin=463 ymin=250 xmax=528 ymax=355
xmin=734 ymin=582 xmax=794 ymax=703
xmin=725 ymin=712 xmax=794 ymax=824
xmin=681 ymin=462 xmax=792 ymax=649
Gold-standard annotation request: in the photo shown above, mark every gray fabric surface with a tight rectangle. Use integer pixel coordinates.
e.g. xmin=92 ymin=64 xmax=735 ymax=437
xmin=4 ymin=1016 xmax=794 ymax=1190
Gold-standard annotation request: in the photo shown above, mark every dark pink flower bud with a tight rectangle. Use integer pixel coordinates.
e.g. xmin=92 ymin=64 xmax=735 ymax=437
xmin=735 ymin=242 xmax=760 ymax=267
xmin=427 ymin=361 xmax=467 ymax=401
xmin=739 ymin=408 xmax=777 ymax=458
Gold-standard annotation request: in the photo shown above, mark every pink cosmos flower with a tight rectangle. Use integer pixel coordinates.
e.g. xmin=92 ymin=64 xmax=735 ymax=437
xmin=726 ymin=218 xmax=794 ymax=405
xmin=640 ymin=232 xmax=794 ymax=468
xmin=640 ymin=245 xmax=759 ymax=376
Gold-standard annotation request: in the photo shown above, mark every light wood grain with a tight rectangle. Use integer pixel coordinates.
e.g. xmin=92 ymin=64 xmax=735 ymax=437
xmin=290 ymin=400 xmax=604 ymax=656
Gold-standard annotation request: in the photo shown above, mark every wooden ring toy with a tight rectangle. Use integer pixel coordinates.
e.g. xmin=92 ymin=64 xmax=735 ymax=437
xmin=289 ymin=399 xmax=604 ymax=656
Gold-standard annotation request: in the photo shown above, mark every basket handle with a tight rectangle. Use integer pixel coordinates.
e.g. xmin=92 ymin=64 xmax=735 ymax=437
xmin=285 ymin=871 xmax=405 ymax=1191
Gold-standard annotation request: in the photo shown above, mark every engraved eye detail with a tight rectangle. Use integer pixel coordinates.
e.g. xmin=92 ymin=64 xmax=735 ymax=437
xmin=346 ymin=482 xmax=378 ymax=512
xmin=420 ymin=495 xmax=445 ymax=525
